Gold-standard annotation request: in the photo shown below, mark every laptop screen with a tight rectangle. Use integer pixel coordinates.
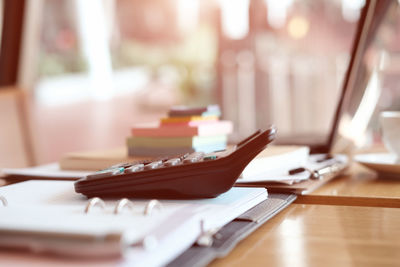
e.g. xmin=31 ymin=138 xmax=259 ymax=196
xmin=331 ymin=0 xmax=400 ymax=152
xmin=273 ymin=0 xmax=370 ymax=153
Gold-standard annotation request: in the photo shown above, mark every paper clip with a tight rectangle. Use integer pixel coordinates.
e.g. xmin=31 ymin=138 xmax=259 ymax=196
xmin=114 ymin=198 xmax=134 ymax=215
xmin=144 ymin=200 xmax=162 ymax=215
xmin=0 ymin=195 xmax=7 ymax=207
xmin=84 ymin=197 xmax=106 ymax=214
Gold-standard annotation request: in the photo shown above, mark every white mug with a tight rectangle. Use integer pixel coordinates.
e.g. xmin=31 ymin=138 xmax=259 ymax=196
xmin=380 ymin=111 xmax=400 ymax=161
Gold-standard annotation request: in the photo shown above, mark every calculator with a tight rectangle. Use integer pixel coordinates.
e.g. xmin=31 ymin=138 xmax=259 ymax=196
xmin=74 ymin=127 xmax=276 ymax=199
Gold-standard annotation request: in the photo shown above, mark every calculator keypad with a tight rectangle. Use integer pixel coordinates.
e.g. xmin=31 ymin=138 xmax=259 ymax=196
xmin=84 ymin=150 xmax=224 ymax=181
xmin=86 ymin=167 xmax=124 ymax=180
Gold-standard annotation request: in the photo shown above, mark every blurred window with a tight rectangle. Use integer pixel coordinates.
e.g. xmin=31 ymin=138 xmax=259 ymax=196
xmin=20 ymin=0 xmax=364 ymax=142
xmin=21 ymin=0 xmax=217 ymax=107
xmin=218 ymin=0 xmax=361 ymax=141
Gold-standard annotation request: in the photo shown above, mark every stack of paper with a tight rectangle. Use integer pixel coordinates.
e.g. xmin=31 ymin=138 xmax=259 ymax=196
xmin=238 ymin=145 xmax=311 ymax=185
xmin=127 ymin=105 xmax=233 ymax=157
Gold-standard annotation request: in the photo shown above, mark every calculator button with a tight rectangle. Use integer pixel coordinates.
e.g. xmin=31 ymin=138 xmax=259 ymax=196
xmin=164 ymin=158 xmax=181 ymax=166
xmin=125 ymin=164 xmax=144 ymax=173
xmin=183 ymin=152 xmax=205 ymax=164
xmin=203 ymin=154 xmax=217 ymax=161
xmin=180 ymin=153 xmax=190 ymax=160
xmin=109 ymin=162 xmax=133 ymax=169
xmin=183 ymin=157 xmax=199 ymax=163
xmin=144 ymin=160 xmax=163 ymax=170
xmin=212 ymin=149 xmax=227 ymax=153
xmin=189 ymin=152 xmax=205 ymax=159
xmin=133 ymin=159 xmax=153 ymax=166
xmin=86 ymin=167 xmax=124 ymax=180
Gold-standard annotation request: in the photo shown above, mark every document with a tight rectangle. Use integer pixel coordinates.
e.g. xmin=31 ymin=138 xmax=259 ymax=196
xmin=1 ymin=163 xmax=90 ymax=180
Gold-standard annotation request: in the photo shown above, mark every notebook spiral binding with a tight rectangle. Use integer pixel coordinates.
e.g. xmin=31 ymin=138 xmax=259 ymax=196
xmin=144 ymin=199 xmax=162 ymax=215
xmin=84 ymin=197 xmax=163 ymax=215
xmin=0 ymin=195 xmax=7 ymax=207
xmin=114 ymin=198 xmax=134 ymax=214
xmin=0 ymin=195 xmax=161 ymax=251
xmin=84 ymin=197 xmax=105 ymax=213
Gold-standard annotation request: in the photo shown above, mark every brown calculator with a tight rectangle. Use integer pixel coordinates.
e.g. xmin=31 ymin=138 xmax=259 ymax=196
xmin=74 ymin=127 xmax=276 ymax=199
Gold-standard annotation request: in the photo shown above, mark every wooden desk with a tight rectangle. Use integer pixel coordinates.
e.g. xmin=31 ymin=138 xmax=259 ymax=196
xmin=210 ymin=204 xmax=400 ymax=267
xmin=296 ymin=163 xmax=400 ymax=208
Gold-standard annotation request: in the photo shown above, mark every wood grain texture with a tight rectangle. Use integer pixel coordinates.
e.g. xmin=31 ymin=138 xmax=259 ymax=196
xmin=295 ymin=163 xmax=400 ymax=207
xmin=295 ymin=195 xmax=400 ymax=208
xmin=210 ymin=204 xmax=400 ymax=267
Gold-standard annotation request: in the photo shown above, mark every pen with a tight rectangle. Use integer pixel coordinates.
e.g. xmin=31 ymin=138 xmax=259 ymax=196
xmin=288 ymin=167 xmax=319 ymax=179
xmin=288 ymin=160 xmax=343 ymax=179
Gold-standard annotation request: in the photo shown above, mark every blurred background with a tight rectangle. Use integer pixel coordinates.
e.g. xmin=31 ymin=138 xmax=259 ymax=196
xmin=0 ymin=0 xmax=399 ymax=167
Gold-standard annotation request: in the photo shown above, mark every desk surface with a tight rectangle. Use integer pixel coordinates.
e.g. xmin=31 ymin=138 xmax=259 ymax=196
xmin=295 ymin=163 xmax=400 ymax=208
xmin=210 ymin=203 xmax=400 ymax=267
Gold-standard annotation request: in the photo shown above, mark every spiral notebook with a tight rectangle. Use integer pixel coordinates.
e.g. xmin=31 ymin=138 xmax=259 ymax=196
xmin=0 ymin=180 xmax=268 ymax=267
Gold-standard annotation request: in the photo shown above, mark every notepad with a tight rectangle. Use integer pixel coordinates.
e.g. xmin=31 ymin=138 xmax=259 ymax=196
xmin=126 ymin=135 xmax=227 ymax=148
xmin=130 ymin=121 xmax=233 ymax=137
xmin=1 ymin=163 xmax=90 ymax=179
xmin=0 ymin=181 xmax=267 ymax=266
xmin=160 ymin=115 xmax=219 ymax=124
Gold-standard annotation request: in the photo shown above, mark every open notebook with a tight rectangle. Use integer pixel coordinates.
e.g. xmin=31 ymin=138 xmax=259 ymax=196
xmin=0 ymin=180 xmax=267 ymax=267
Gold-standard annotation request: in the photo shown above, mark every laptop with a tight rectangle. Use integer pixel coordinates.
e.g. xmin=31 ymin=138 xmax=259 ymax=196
xmin=277 ymin=0 xmax=390 ymax=154
xmin=237 ymin=0 xmax=392 ymax=194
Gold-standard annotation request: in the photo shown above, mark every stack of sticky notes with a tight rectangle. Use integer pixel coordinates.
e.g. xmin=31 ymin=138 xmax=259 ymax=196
xmin=127 ymin=105 xmax=233 ymax=157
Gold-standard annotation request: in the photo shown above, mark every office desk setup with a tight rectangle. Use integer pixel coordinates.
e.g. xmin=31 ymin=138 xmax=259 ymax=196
xmin=1 ymin=0 xmax=400 ymax=266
